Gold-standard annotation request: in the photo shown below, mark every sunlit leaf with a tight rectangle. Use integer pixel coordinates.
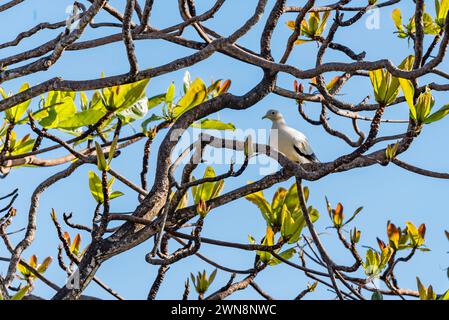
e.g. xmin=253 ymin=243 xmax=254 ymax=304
xmin=173 ymin=78 xmax=207 ymax=118
xmin=269 ymin=248 xmax=296 ymax=266
xmin=36 ymin=257 xmax=52 ymax=274
xmin=88 ymin=171 xmax=103 ymax=203
xmin=11 ymin=285 xmax=30 ymax=300
xmin=5 ymin=83 xmax=31 ymax=124
xmin=398 ymin=78 xmax=416 ymax=119
xmin=191 ymin=119 xmax=236 ymax=131
xmin=95 ymin=142 xmax=107 ymax=171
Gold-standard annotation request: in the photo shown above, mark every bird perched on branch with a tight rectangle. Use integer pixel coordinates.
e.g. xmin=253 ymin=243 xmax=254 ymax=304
xmin=262 ymin=109 xmax=319 ymax=164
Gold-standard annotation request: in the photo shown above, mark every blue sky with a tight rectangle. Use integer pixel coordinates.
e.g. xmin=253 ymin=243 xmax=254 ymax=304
xmin=0 ymin=0 xmax=448 ymax=300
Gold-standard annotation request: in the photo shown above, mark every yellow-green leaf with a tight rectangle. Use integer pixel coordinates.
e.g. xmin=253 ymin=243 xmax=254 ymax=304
xmin=173 ymin=78 xmax=207 ymax=118
xmin=191 ymin=119 xmax=236 ymax=131
xmin=95 ymin=142 xmax=107 ymax=171
xmin=11 ymin=285 xmax=30 ymax=300
xmin=5 ymin=83 xmax=31 ymax=124
xmin=391 ymin=9 xmax=404 ymax=31
xmin=88 ymin=171 xmax=103 ymax=203
xmin=398 ymin=78 xmax=416 ymax=119
xmin=37 ymin=257 xmax=52 ymax=274
xmin=245 ymin=190 xmax=272 ymax=226
xmin=165 ymin=82 xmax=175 ymax=104
xmin=425 ymin=104 xmax=449 ymax=124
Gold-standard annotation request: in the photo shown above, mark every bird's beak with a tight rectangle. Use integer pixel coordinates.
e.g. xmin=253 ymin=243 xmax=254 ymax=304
xmin=262 ymin=115 xmax=267 ymax=120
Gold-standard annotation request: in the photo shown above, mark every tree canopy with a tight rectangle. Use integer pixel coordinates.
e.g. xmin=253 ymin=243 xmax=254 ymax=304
xmin=0 ymin=0 xmax=448 ymax=301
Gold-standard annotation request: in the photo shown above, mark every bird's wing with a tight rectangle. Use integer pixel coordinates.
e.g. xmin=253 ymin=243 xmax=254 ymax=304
xmin=285 ymin=127 xmax=319 ymax=163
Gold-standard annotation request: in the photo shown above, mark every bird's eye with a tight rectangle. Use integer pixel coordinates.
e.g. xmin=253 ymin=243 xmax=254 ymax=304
xmin=271 ymin=111 xmax=275 ymax=115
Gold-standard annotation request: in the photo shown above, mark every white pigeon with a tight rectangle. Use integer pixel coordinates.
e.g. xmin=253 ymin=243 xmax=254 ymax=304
xmin=262 ymin=109 xmax=319 ymax=164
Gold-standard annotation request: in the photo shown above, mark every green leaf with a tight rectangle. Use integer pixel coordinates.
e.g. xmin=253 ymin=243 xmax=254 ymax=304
xmin=258 ymin=227 xmax=274 ymax=263
xmin=283 ymin=183 xmax=299 ymax=213
xmin=271 ymin=187 xmax=287 ymax=224
xmin=210 ymin=179 xmax=224 ymax=199
xmin=176 ymin=192 xmax=189 ymax=210
xmin=95 ymin=142 xmax=107 ymax=171
xmin=108 ymin=134 xmax=119 ymax=165
xmin=308 ymin=12 xmax=320 ymax=35
xmin=110 ymin=191 xmax=124 ymax=200
xmin=55 ymin=96 xmax=77 ymax=121
xmin=191 ymin=119 xmax=236 ymax=131
xmin=371 ymin=291 xmax=383 ymax=300
xmin=269 ymin=248 xmax=296 ymax=266
xmin=391 ymin=9 xmax=404 ymax=32
xmin=423 ymin=13 xmax=439 ymax=35
xmin=88 ymin=171 xmax=104 ymax=203
xmin=87 ymin=171 xmax=122 ymax=203
xmin=280 ymin=205 xmax=295 ymax=239
xmin=166 ymin=82 xmax=175 ymax=105
xmin=80 ymin=92 xmax=89 ymax=109
xmin=44 ymin=91 xmax=75 ymax=108
xmin=36 ymin=257 xmax=52 ymax=274
xmin=293 ymin=39 xmax=313 ymax=45
xmin=317 ymin=11 xmax=330 ymax=35
xmin=207 ymin=79 xmax=222 ymax=96
xmin=107 ymin=177 xmax=115 ymax=190
xmin=5 ymin=83 xmax=31 ymax=124
xmin=350 ymin=227 xmax=361 ymax=244
xmin=424 ymin=104 xmax=449 ymax=124
xmin=147 ymin=93 xmax=166 ymax=109
xmin=245 ymin=190 xmax=272 ymax=226
xmin=398 ymin=55 xmax=415 ymax=71
xmin=415 ymin=89 xmax=434 ymax=123
xmin=173 ymin=78 xmax=207 ymax=118
xmin=141 ymin=114 xmax=164 ymax=133
xmin=11 ymin=285 xmax=30 ymax=300
xmin=17 ymin=261 xmax=30 ymax=277
xmin=379 ymin=246 xmax=394 ymax=269
xmin=417 ymin=277 xmax=428 ymax=300
xmin=39 ymin=96 xmax=77 ymax=129
xmin=369 ymin=69 xmax=384 ymax=103
xmin=364 ymin=249 xmax=381 ymax=276
xmin=289 ymin=207 xmax=319 ymax=243
xmin=11 ymin=135 xmax=35 ymax=156
xmin=193 ymin=166 xmax=221 ymax=203
xmin=208 ymin=269 xmax=217 ymax=286
xmin=57 ymin=108 xmax=107 ymax=129
xmin=398 ymin=78 xmax=416 ymax=119
xmin=406 ymin=221 xmax=424 ymax=247
xmin=437 ymin=0 xmax=449 ymax=26
xmin=385 ymin=142 xmax=399 ymax=160
xmin=0 ymin=87 xmax=8 ymax=99
xmin=104 ymin=78 xmax=149 ymax=111
xmin=385 ymin=77 xmax=400 ymax=106
xmin=342 ymin=206 xmax=363 ymax=227
xmin=370 ymin=68 xmax=401 ymax=106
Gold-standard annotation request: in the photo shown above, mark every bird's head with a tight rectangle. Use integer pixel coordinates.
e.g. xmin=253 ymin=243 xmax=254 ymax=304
xmin=262 ymin=109 xmax=284 ymax=122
